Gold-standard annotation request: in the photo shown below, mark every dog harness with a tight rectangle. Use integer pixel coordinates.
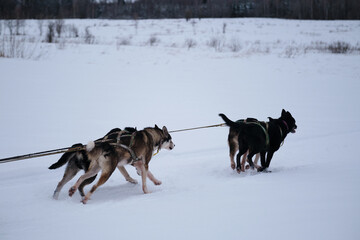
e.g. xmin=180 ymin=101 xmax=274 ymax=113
xmin=113 ymin=130 xmax=164 ymax=164
xmin=116 ymin=143 xmax=140 ymax=164
xmin=278 ymin=120 xmax=290 ymax=147
xmin=282 ymin=120 xmax=289 ymax=132
xmin=249 ymin=121 xmax=270 ymax=148
xmin=107 ymin=130 xmax=141 ymax=164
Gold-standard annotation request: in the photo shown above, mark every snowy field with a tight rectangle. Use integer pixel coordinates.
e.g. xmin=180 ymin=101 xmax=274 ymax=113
xmin=0 ymin=18 xmax=360 ymax=240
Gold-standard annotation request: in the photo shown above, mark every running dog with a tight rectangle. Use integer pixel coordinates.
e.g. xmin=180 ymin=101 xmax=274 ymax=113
xmin=219 ymin=109 xmax=297 ymax=172
xmin=68 ymin=125 xmax=175 ymax=204
xmin=226 ymin=118 xmax=261 ymax=172
xmin=49 ymin=127 xmax=137 ymax=199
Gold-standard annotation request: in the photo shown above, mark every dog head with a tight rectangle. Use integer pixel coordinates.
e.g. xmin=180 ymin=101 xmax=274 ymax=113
xmin=157 ymin=125 xmax=175 ymax=150
xmin=280 ymin=109 xmax=297 ymax=133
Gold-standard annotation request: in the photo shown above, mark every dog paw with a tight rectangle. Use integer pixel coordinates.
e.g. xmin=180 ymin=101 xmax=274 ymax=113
xmin=81 ymin=197 xmax=89 ymax=204
xmin=257 ymin=167 xmax=264 ymax=172
xmin=52 ymin=192 xmax=59 ymax=200
xmin=142 ymin=187 xmax=151 ymax=194
xmin=231 ymin=163 xmax=236 ymax=170
xmin=127 ymin=178 xmax=138 ymax=184
xmin=68 ymin=187 xmax=76 ymax=197
xmin=236 ymin=167 xmax=241 ymax=174
xmin=154 ymin=180 xmax=162 ymax=185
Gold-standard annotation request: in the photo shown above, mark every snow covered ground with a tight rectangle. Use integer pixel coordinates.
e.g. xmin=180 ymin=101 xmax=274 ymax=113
xmin=0 ymin=18 xmax=359 ymax=240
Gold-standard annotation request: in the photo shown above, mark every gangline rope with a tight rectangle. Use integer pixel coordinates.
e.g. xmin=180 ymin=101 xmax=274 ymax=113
xmin=0 ymin=123 xmax=226 ymax=164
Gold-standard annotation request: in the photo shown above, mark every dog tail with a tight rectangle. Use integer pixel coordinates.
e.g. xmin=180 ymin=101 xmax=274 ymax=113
xmin=219 ymin=113 xmax=246 ymax=132
xmin=49 ymin=151 xmax=74 ymax=169
xmin=219 ymin=113 xmax=239 ymax=128
xmin=48 ymin=143 xmax=83 ymax=170
xmin=86 ymin=141 xmax=96 ymax=152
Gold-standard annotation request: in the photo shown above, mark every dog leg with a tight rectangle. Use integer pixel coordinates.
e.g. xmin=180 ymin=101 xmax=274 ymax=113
xmin=78 ymin=175 xmax=97 ymax=197
xmin=247 ymin=151 xmax=256 ymax=169
xmin=236 ymin=153 xmax=241 ymax=173
xmin=134 ymin=161 xmax=149 ymax=194
xmin=258 ymin=151 xmax=272 ymax=172
xmin=229 ymin=155 xmax=236 ymax=170
xmin=236 ymin=148 xmax=248 ymax=173
xmin=53 ymin=165 xmax=79 ymax=200
xmin=69 ymin=164 xmax=100 ymax=197
xmin=136 ymin=168 xmax=141 ymax=176
xmin=141 ymin=164 xmax=149 ymax=194
xmin=264 ymin=151 xmax=274 ymax=169
xmin=82 ymin=165 xmax=116 ymax=204
xmin=253 ymin=153 xmax=261 ymax=170
xmin=117 ymin=166 xmax=138 ymax=184
xmin=147 ymin=170 xmax=162 ymax=185
xmin=241 ymin=151 xmax=248 ymax=172
xmin=260 ymin=152 xmax=266 ymax=170
xmin=228 ymin=136 xmax=238 ymax=170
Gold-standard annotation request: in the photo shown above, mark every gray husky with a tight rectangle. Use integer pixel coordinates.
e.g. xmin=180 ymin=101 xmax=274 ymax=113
xmin=68 ymin=125 xmax=175 ymax=204
xmin=49 ymin=128 xmax=138 ymax=199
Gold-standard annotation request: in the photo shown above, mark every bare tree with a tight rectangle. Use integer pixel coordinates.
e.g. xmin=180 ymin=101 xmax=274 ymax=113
xmin=0 ymin=0 xmax=359 ymax=20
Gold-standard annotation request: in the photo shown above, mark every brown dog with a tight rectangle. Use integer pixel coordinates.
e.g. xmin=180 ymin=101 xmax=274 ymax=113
xmin=68 ymin=125 xmax=175 ymax=204
xmin=49 ymin=127 xmax=137 ymax=199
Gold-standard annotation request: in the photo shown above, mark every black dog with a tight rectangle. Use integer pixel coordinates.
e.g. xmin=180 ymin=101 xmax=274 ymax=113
xmin=219 ymin=110 xmax=297 ymax=172
xmin=49 ymin=127 xmax=137 ymax=199
xmin=225 ymin=118 xmax=261 ymax=172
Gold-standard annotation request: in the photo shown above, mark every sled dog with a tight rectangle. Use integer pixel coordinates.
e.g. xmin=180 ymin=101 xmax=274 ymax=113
xmin=49 ymin=127 xmax=137 ymax=199
xmin=225 ymin=118 xmax=261 ymax=172
xmin=219 ymin=109 xmax=297 ymax=172
xmin=68 ymin=125 xmax=175 ymax=204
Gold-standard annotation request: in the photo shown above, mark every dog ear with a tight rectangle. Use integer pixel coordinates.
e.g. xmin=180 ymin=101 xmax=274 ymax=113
xmin=162 ymin=126 xmax=169 ymax=136
xmin=268 ymin=117 xmax=274 ymax=121
xmin=155 ymin=124 xmax=160 ymax=129
xmin=282 ymin=109 xmax=286 ymax=116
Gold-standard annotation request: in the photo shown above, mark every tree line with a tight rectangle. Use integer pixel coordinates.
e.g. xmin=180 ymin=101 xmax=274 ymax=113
xmin=1 ymin=0 xmax=359 ymax=20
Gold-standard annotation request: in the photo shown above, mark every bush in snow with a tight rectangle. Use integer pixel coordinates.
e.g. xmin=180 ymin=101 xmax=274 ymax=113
xmin=116 ymin=37 xmax=132 ymax=50
xmin=185 ymin=38 xmax=197 ymax=49
xmin=133 ymin=15 xmax=139 ymax=35
xmin=15 ymin=19 xmax=25 ymax=35
xmin=306 ymin=41 xmax=358 ymax=55
xmin=191 ymin=20 xmax=197 ymax=35
xmin=84 ymin=27 xmax=95 ymax=44
xmin=0 ymin=35 xmax=25 ymax=58
xmin=228 ymin=38 xmax=242 ymax=52
xmin=148 ymin=35 xmax=160 ymax=46
xmin=37 ymin=20 xmax=44 ymax=36
xmin=208 ymin=36 xmax=224 ymax=52
xmin=283 ymin=46 xmax=301 ymax=58
xmin=46 ymin=21 xmax=55 ymax=43
xmin=68 ymin=24 xmax=79 ymax=38
xmin=328 ymin=41 xmax=350 ymax=54
xmin=0 ymin=35 xmax=41 ymax=59
xmin=223 ymin=23 xmax=227 ymax=34
xmin=55 ymin=19 xmax=65 ymax=38
xmin=6 ymin=20 xmax=14 ymax=36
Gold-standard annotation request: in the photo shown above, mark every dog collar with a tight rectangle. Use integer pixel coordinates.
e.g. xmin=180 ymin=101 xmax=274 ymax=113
xmin=282 ymin=120 xmax=289 ymax=132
